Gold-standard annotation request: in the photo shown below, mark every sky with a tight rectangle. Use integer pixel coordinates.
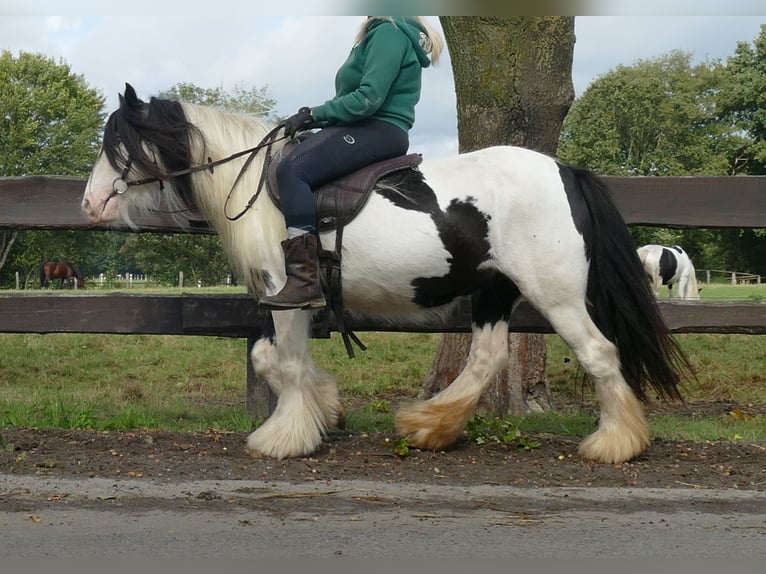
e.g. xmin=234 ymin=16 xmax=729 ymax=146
xmin=2 ymin=11 xmax=766 ymax=160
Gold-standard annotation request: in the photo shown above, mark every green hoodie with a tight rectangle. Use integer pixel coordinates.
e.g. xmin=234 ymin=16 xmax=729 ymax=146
xmin=311 ymin=17 xmax=430 ymax=132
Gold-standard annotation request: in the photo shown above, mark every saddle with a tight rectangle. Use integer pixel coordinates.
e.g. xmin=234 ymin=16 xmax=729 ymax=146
xmin=265 ymin=139 xmax=423 ymax=357
xmin=266 ymin=140 xmax=422 ymax=233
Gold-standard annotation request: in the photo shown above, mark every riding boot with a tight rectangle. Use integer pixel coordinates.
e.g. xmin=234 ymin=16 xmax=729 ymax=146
xmin=258 ymin=234 xmax=326 ymax=310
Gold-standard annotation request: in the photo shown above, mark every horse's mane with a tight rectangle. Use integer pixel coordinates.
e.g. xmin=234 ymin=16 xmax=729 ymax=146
xmin=101 ymin=85 xmax=288 ymax=292
xmin=103 ymin=86 xmax=202 ymax=210
xmin=102 ymin=85 xmax=279 ymax=215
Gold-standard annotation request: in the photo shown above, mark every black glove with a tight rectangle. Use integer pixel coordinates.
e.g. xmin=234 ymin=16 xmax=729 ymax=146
xmin=283 ymin=107 xmax=315 ymax=138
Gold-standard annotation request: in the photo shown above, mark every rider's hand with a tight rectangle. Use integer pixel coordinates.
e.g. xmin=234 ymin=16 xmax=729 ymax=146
xmin=283 ymin=107 xmax=315 ymax=138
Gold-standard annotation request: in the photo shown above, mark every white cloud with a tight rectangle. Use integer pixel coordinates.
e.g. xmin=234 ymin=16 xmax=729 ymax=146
xmin=2 ymin=15 xmax=765 ymax=160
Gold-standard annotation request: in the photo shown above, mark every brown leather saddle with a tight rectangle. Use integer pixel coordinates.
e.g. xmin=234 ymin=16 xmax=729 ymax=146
xmin=266 ymin=139 xmax=422 ymax=233
xmin=265 ymin=139 xmax=423 ymax=357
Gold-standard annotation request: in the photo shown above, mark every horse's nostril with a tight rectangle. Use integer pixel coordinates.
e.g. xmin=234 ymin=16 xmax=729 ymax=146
xmin=82 ymin=199 xmax=90 ymax=210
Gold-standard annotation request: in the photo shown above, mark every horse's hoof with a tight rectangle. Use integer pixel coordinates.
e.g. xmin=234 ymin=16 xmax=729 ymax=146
xmin=578 ymin=428 xmax=649 ymax=464
xmin=245 ymin=448 xmax=269 ymax=460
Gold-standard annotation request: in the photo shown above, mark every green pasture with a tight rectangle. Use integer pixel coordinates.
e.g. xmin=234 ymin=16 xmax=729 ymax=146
xmin=0 ymin=282 xmax=764 ymax=443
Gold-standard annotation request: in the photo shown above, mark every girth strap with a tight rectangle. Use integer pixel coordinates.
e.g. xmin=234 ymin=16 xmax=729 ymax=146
xmin=316 ymin=223 xmax=367 ymax=359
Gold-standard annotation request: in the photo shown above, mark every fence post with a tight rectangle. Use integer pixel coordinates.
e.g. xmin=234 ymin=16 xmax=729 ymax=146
xmin=178 ymin=271 xmax=184 ymax=288
xmin=15 ymin=272 xmax=20 ymax=290
xmin=731 ymin=272 xmax=737 ymax=285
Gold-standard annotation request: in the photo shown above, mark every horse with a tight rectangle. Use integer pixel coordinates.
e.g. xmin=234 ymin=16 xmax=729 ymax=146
xmin=81 ymin=83 xmax=692 ymax=464
xmin=40 ymin=261 xmax=86 ymax=289
xmin=637 ymin=244 xmax=700 ymax=300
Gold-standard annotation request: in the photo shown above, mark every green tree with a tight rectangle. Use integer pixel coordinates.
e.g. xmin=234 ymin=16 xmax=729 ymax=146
xmin=557 ymin=50 xmax=753 ymax=274
xmin=4 ymin=230 xmax=124 ymax=288
xmin=0 ymin=50 xmax=105 ymax=175
xmin=0 ymin=50 xmax=106 ymax=286
xmin=559 ymin=51 xmax=739 ymax=176
xmin=719 ymin=24 xmax=766 ymax=174
xmin=716 ymin=24 xmax=766 ymax=275
xmin=161 ymin=82 xmax=277 ymax=119
xmin=126 ymin=82 xmax=276 ymax=286
xmin=128 ymin=233 xmax=231 ymax=286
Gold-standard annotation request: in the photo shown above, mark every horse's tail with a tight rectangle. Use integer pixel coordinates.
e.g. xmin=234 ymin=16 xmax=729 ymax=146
xmin=572 ymin=167 xmax=691 ymax=402
xmin=683 ymin=259 xmax=700 ymax=299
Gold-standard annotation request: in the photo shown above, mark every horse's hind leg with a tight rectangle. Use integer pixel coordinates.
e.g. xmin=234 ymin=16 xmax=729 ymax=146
xmin=544 ymin=304 xmax=649 ymax=463
xmin=396 ymin=321 xmax=510 ymax=450
xmin=395 ymin=275 xmax=517 ymax=450
xmin=246 ymin=310 xmax=342 ymax=459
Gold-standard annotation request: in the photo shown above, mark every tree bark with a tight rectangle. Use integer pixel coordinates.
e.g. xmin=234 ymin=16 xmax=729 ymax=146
xmin=0 ymin=230 xmax=18 ymax=274
xmin=421 ymin=17 xmax=575 ymax=415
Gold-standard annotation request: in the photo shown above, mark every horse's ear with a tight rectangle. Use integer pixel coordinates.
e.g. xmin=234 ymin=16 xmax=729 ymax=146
xmin=122 ymin=83 xmax=141 ymax=109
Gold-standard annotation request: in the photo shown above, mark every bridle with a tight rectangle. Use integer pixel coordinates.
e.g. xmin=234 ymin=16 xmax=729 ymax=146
xmin=110 ymin=123 xmax=288 ymax=221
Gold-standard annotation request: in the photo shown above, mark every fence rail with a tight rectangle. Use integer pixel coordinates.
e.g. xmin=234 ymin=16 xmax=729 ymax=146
xmin=2 ymin=174 xmax=766 ymax=417
xmin=697 ymin=269 xmax=763 ymax=284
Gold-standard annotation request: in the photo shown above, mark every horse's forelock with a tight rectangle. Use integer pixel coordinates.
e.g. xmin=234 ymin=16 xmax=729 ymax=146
xmin=103 ymin=96 xmax=202 ymax=209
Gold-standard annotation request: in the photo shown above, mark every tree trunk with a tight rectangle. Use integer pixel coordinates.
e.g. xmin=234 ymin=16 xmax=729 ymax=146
xmin=0 ymin=230 xmax=18 ymax=274
xmin=421 ymin=17 xmax=575 ymax=415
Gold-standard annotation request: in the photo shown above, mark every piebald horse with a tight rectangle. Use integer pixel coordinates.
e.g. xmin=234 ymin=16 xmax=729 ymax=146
xmin=637 ymin=244 xmax=700 ymax=300
xmin=82 ymin=84 xmax=691 ymax=463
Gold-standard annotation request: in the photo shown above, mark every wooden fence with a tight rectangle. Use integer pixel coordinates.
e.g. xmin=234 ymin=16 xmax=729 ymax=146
xmin=2 ymin=174 xmax=766 ymax=418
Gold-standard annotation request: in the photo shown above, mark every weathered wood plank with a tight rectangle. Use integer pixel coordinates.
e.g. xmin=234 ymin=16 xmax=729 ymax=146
xmin=0 ymin=176 xmax=213 ymax=233
xmin=657 ymin=300 xmax=766 ymax=334
xmin=604 ymin=175 xmax=766 ymax=228
xmin=0 ymin=293 xmax=186 ymax=335
xmin=2 ymin=174 xmax=766 ymax=230
xmin=2 ymin=294 xmax=765 ymax=336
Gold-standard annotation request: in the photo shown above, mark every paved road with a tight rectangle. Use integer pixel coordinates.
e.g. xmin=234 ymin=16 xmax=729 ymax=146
xmin=1 ymin=474 xmax=764 ymax=558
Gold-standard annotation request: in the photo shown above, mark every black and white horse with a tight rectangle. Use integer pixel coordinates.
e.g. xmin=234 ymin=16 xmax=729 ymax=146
xmin=637 ymin=244 xmax=701 ymax=300
xmin=82 ymin=84 xmax=690 ymax=463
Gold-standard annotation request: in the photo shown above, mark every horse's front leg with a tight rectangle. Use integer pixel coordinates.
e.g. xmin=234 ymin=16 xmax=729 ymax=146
xmin=246 ymin=310 xmax=342 ymax=459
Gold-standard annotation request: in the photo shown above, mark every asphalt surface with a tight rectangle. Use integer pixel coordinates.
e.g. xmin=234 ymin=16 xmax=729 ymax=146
xmin=1 ymin=474 xmax=765 ymax=559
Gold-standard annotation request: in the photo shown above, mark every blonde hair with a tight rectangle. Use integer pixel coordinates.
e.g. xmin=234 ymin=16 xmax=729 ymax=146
xmin=356 ymin=17 xmax=444 ymax=65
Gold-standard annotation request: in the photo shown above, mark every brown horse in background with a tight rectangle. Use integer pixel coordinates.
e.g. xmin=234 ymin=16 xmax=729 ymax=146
xmin=40 ymin=261 xmax=86 ymax=289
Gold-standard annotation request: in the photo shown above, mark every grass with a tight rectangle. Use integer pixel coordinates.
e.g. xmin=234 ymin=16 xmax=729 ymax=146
xmin=0 ymin=283 xmax=765 ymax=442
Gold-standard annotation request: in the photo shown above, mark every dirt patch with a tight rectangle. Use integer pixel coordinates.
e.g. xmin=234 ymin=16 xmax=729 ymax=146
xmin=1 ymin=400 xmax=764 ymax=490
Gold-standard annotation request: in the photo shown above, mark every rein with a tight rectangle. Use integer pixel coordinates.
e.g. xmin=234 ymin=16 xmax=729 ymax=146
xmin=111 ymin=123 xmax=288 ymax=220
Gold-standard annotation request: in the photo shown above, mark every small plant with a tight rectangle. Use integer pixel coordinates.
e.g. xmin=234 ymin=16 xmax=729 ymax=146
xmin=366 ymin=400 xmax=391 ymax=413
xmin=465 ymin=414 xmax=542 ymax=450
xmin=387 ymin=436 xmax=412 ymax=457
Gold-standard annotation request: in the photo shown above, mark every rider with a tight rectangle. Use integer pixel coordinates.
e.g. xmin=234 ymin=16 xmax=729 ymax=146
xmin=258 ymin=16 xmax=444 ymax=310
